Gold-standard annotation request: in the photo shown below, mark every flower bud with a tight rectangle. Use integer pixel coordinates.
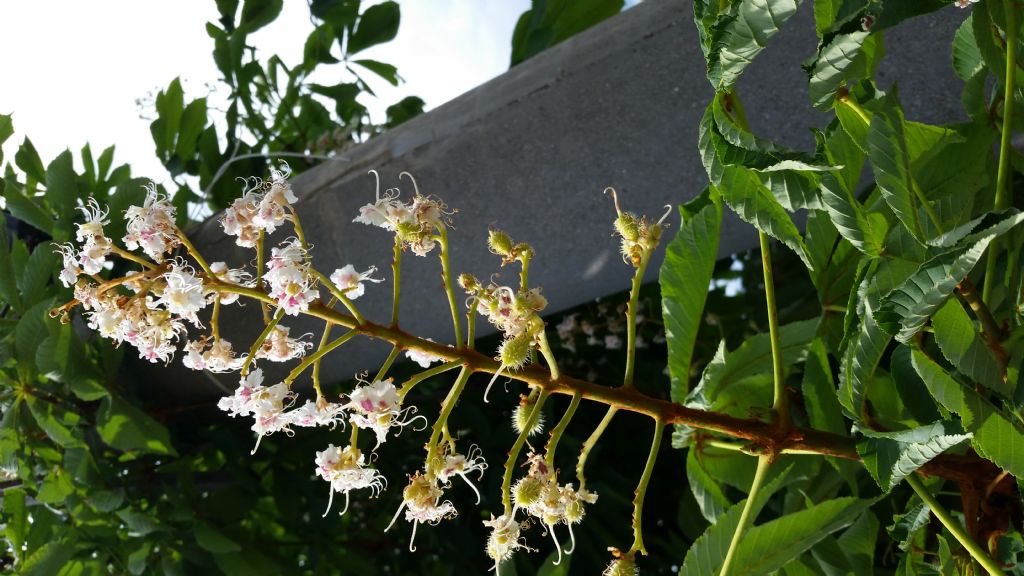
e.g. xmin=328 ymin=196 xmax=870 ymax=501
xmin=458 ymin=273 xmax=480 ymax=292
xmin=488 ymin=229 xmax=514 ymax=256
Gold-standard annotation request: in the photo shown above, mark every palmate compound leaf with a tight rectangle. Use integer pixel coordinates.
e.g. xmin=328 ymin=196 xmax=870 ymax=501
xmin=856 ymin=422 xmax=972 ymax=491
xmin=912 ymin=350 xmax=1024 ymax=478
xmin=706 ymin=0 xmax=803 ymax=91
xmin=660 ymin=189 xmax=723 ymax=404
xmin=875 ymin=211 xmax=1024 ymax=343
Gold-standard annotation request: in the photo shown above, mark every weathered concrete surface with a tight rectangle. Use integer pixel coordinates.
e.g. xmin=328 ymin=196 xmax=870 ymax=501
xmin=153 ymin=0 xmax=967 ymax=398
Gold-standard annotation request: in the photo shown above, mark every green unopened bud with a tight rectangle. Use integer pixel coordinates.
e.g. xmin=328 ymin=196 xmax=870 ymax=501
xmin=488 ymin=229 xmax=514 ymax=256
xmin=512 ymin=242 xmax=534 ymax=261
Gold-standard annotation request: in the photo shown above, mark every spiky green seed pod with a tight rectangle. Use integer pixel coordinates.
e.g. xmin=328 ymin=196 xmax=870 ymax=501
xmin=499 ymin=334 xmax=531 ymax=369
xmin=603 ymin=550 xmax=638 ymax=576
xmin=488 ymin=229 xmax=514 ymax=256
xmin=512 ymin=476 xmax=544 ymax=508
xmin=512 ymin=394 xmax=546 ymax=437
xmin=614 ymin=212 xmax=641 ymax=242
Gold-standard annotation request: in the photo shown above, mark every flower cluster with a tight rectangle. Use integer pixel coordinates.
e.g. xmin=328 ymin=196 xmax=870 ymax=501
xmin=123 ymin=185 xmax=180 ymax=261
xmin=217 ymin=369 xmax=345 ymax=453
xmin=57 ymin=199 xmax=113 ymax=287
xmin=255 ymin=324 xmax=313 ymax=362
xmin=182 ymin=338 xmax=245 ymax=372
xmin=220 ymin=167 xmax=299 ymax=247
xmin=264 ymin=238 xmax=318 ymax=315
xmin=483 ymin=514 xmax=533 ymax=575
xmin=353 ymin=171 xmax=448 ymax=256
xmin=512 ymin=453 xmax=598 ymax=564
xmin=387 ymin=472 xmax=457 ymax=551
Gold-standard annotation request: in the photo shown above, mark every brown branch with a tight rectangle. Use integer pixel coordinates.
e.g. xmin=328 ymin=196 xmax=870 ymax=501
xmin=200 ymin=280 xmax=1005 ymax=486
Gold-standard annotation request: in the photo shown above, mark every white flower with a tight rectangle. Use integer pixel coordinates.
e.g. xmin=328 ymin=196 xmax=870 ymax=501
xmin=483 ymin=514 xmax=532 ymax=575
xmin=315 ymin=444 xmax=386 ymax=516
xmin=436 ymin=444 xmax=487 ymax=504
xmin=604 ymin=334 xmax=623 ymax=350
xmin=405 ymin=340 xmax=444 ymax=368
xmin=385 ymin=472 xmax=457 ymax=552
xmin=123 ymin=184 xmax=179 ymax=261
xmin=329 ymin=264 xmax=382 ymax=300
xmin=264 ymin=238 xmax=317 ymax=316
xmin=344 ymin=379 xmax=425 ymax=449
xmin=353 ymin=171 xmax=447 ymax=256
xmin=55 ymin=243 xmax=81 ymax=288
xmin=252 ymin=169 xmax=298 ymax=234
xmin=248 ymin=382 xmax=296 ymax=454
xmin=209 ymin=261 xmax=253 ymax=305
xmin=255 ymin=324 xmax=312 ymax=362
xmin=217 ymin=369 xmax=266 ymax=417
xmin=182 ymin=338 xmax=246 ymax=373
xmin=288 ymin=399 xmax=345 ymax=429
xmin=154 ymin=261 xmax=208 ymax=324
xmin=221 ymin=191 xmax=261 ymax=248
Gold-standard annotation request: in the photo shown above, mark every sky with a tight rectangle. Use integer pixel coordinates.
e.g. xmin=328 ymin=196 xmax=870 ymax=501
xmin=0 ymin=0 xmax=529 ymax=184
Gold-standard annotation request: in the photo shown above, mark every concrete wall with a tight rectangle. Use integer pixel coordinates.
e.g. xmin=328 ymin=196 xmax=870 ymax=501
xmin=158 ymin=0 xmax=967 ymax=398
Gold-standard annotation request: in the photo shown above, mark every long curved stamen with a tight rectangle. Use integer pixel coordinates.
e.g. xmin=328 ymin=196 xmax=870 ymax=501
xmin=323 ymin=488 xmax=335 ymax=518
xmin=657 ymin=204 xmax=673 ymax=226
xmin=564 ymin=522 xmax=576 ymax=554
xmin=385 ymin=500 xmax=407 ymax=532
xmin=399 ymin=171 xmax=421 ymax=197
xmin=549 ymin=523 xmax=563 ymax=565
xmin=604 ymin=187 xmax=622 ymax=215
xmin=368 ymin=169 xmax=381 ymax=201
xmin=459 ymin=472 xmax=482 ymax=505
xmin=251 ymin=434 xmax=264 ymax=455
xmin=409 ymin=520 xmax=419 ymax=552
xmin=340 ymin=492 xmax=351 ymax=516
xmin=484 ymin=363 xmax=507 ymax=403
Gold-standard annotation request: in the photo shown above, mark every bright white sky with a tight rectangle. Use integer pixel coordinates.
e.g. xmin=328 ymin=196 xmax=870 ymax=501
xmin=0 ymin=0 xmax=528 ymax=184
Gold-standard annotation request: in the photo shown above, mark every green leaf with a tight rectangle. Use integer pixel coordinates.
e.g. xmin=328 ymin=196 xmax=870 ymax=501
xmin=127 ymin=541 xmax=153 ymax=576
xmin=660 ymin=190 xmax=723 ymax=403
xmin=96 ymin=395 xmax=176 ymax=456
xmin=20 ymin=244 xmax=57 ymax=305
xmin=690 ymin=319 xmax=819 ymax=410
xmin=15 ymin=138 xmax=46 ymax=182
xmin=952 ymin=15 xmax=983 ymax=82
xmin=385 ymin=96 xmax=425 ymax=129
xmin=912 ymin=350 xmax=1024 ymax=478
xmin=0 ymin=113 xmax=13 ymax=164
xmin=15 ymin=300 xmax=54 ymax=369
xmin=347 ymin=1 xmax=400 ymax=55
xmin=838 ymin=297 xmax=891 ymax=420
xmin=802 ymin=339 xmax=845 ymax=435
xmin=21 ymin=540 xmax=75 ymax=576
xmin=176 ymin=98 xmax=208 ymax=160
xmin=3 ymin=488 xmax=28 ymax=563
xmin=26 ymin=397 xmax=83 ymax=448
xmin=36 ymin=467 xmax=75 ymax=504
xmin=887 ymin=501 xmax=931 ymax=551
xmin=857 ymin=422 xmax=971 ymax=491
xmin=706 ymin=0 xmax=802 ymax=90
xmin=866 ymin=92 xmax=927 ymax=242
xmin=195 ymin=522 xmax=242 ymax=553
xmin=3 ymin=179 xmax=54 ymax=235
xmin=151 ymin=79 xmax=184 ymax=162
xmin=820 ymin=172 xmax=886 ymax=256
xmin=44 ymin=150 xmax=78 ymax=223
xmin=807 ymin=31 xmax=869 ymax=110
xmin=116 ymin=508 xmax=162 ymax=537
xmin=836 ymin=511 xmax=880 ymax=574
xmin=932 ymin=299 xmax=1009 ymax=398
xmin=687 ymin=448 xmax=730 ymax=523
xmin=353 ymin=59 xmax=399 ymax=86
xmin=681 ymin=470 xmax=791 ymax=575
xmin=875 ymin=216 xmax=1022 ymax=342
xmin=510 ymin=0 xmax=623 ymax=66
xmin=303 ymin=24 xmax=339 ymax=68
xmin=715 ymin=165 xmax=814 ymax=271
xmin=0 ymin=217 xmax=22 ymax=310
xmin=727 ymin=497 xmax=875 ymax=576
xmin=238 ymin=0 xmax=282 ymax=34
xmin=890 ymin=345 xmax=941 ymax=424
